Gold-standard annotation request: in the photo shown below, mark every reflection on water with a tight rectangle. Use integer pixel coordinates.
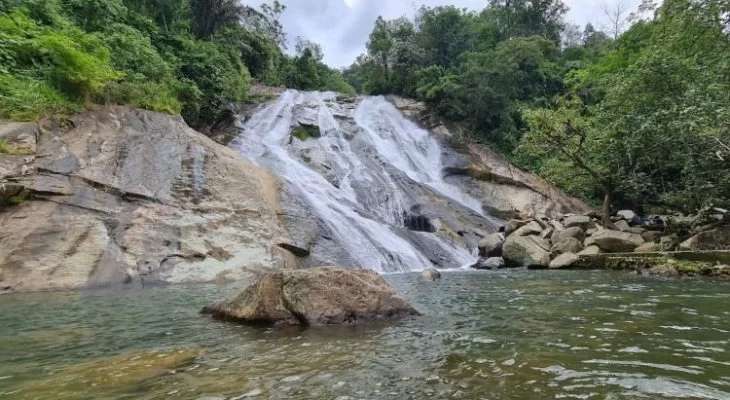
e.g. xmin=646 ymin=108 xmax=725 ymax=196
xmin=1 ymin=270 xmax=729 ymax=399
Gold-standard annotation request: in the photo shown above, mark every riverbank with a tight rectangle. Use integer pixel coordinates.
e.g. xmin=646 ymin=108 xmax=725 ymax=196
xmin=471 ymin=207 xmax=730 ymax=279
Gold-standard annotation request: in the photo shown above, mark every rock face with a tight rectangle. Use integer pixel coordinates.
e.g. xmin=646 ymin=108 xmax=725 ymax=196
xmin=1 ymin=92 xmax=593 ymax=292
xmin=202 ymin=267 xmax=419 ymax=326
xmin=235 ymin=91 xmax=590 ymax=273
xmin=389 ymin=96 xmax=590 ymax=219
xmin=503 ymin=234 xmax=551 ymax=268
xmin=0 ymin=107 xmax=288 ymax=293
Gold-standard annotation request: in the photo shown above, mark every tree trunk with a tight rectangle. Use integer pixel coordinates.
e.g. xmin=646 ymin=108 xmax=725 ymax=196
xmin=601 ymin=191 xmax=612 ymax=228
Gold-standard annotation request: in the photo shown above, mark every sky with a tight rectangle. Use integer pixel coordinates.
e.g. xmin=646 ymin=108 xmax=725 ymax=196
xmin=249 ymin=0 xmax=641 ymax=68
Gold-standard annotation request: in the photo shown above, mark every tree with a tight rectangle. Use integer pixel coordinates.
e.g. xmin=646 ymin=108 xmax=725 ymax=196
xmin=190 ymin=0 xmax=245 ymax=39
xmin=367 ymin=16 xmax=393 ymax=83
xmin=486 ymin=0 xmax=568 ymax=43
xmin=562 ymin=23 xmax=583 ymax=48
xmin=601 ymin=0 xmax=632 ymax=39
xmin=416 ymin=6 xmax=475 ymax=68
xmin=287 ymin=48 xmax=321 ymax=90
xmin=64 ymin=0 xmax=127 ymax=32
xmin=295 ymin=36 xmax=324 ymax=62
xmin=241 ymin=0 xmax=287 ymax=48
xmin=520 ymin=97 xmax=618 ymax=224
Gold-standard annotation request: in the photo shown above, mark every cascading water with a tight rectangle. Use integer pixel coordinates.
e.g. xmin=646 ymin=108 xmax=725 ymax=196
xmin=232 ymin=90 xmax=498 ymax=273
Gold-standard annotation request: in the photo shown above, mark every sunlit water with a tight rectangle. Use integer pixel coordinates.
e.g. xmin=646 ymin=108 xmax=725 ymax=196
xmin=1 ymin=271 xmax=729 ymax=399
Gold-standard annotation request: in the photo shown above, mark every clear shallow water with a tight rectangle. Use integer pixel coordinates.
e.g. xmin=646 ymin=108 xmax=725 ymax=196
xmin=1 ymin=270 xmax=729 ymax=400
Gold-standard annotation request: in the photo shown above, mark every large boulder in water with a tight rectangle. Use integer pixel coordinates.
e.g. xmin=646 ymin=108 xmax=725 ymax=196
xmin=502 ymin=235 xmax=551 ymax=268
xmin=202 ymin=267 xmax=420 ymax=326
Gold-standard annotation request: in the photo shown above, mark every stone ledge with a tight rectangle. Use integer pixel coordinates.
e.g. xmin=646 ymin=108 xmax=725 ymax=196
xmin=567 ymin=251 xmax=730 ymax=279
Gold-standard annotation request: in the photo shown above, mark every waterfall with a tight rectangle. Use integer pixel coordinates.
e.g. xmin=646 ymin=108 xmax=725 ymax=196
xmin=232 ymin=90 xmax=497 ymax=273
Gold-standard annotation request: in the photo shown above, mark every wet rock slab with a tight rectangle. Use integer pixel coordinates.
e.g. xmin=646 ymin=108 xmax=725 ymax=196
xmin=21 ymin=348 xmax=199 ymax=397
xmin=202 ymin=267 xmax=420 ymax=326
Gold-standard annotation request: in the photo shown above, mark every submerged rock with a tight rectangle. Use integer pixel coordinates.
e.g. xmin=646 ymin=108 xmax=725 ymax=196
xmin=202 ymin=267 xmax=420 ymax=326
xmin=23 ymin=348 xmax=199 ymax=395
xmin=422 ymin=268 xmax=442 ymax=281
xmin=471 ymin=257 xmax=506 ymax=270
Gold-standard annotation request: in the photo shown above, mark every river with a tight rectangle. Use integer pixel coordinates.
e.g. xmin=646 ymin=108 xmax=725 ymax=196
xmin=1 ymin=270 xmax=729 ymax=399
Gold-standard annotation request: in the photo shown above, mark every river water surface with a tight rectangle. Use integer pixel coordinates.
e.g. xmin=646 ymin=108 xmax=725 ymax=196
xmin=1 ymin=270 xmax=729 ymax=399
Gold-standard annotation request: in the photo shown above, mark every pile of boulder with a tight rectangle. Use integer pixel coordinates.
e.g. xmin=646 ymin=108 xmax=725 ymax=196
xmin=471 ymin=207 xmax=729 ymax=270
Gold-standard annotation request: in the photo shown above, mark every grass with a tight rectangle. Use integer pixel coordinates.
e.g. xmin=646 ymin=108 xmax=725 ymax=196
xmin=291 ymin=124 xmax=321 ymax=141
xmin=0 ymin=138 xmax=34 ymax=155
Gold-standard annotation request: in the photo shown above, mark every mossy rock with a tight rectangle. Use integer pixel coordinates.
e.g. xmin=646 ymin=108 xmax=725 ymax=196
xmin=0 ymin=185 xmax=29 ymax=209
xmin=19 ymin=348 xmax=200 ymax=398
xmin=574 ymin=251 xmax=730 ymax=279
xmin=291 ymin=124 xmax=321 ymax=141
xmin=0 ymin=139 xmax=33 ymax=155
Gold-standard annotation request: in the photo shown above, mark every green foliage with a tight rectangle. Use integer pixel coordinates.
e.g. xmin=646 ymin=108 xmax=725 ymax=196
xmin=64 ymin=0 xmax=128 ymax=32
xmin=346 ymin=2 xmax=567 ymax=149
xmin=0 ymin=0 xmax=348 ymax=127
xmin=0 ymin=74 xmax=78 ymax=120
xmin=0 ymin=8 xmax=112 ymax=118
xmin=33 ymin=29 xmax=122 ymax=99
xmin=190 ymin=0 xmax=244 ymax=39
xmin=485 ymin=0 xmax=568 ymax=43
xmin=350 ymin=0 xmax=729 ymax=212
xmin=518 ymin=0 xmax=730 ymax=212
xmin=416 ymin=6 xmax=475 ymax=68
xmin=174 ymin=37 xmax=251 ymax=126
xmin=0 ymin=139 xmax=9 ymax=154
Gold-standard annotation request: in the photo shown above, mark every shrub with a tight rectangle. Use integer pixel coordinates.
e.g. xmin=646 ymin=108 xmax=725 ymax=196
xmin=0 ymin=74 xmax=77 ymax=120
